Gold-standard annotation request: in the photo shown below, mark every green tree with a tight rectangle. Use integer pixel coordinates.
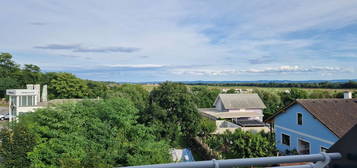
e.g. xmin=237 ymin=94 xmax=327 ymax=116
xmin=0 ymin=53 xmax=20 ymax=78
xmin=10 ymin=98 xmax=171 ymax=167
xmin=0 ymin=78 xmax=21 ymax=98
xmin=17 ymin=64 xmax=43 ymax=86
xmin=279 ymin=88 xmax=308 ymax=106
xmin=145 ymin=82 xmax=200 ymax=143
xmin=86 ymin=80 xmax=109 ymax=99
xmin=109 ymin=84 xmax=149 ymax=113
xmin=309 ymin=90 xmax=333 ymax=99
xmin=197 ymin=117 xmax=216 ymax=137
xmin=191 ymin=86 xmax=220 ymax=108
xmin=226 ymin=88 xmax=236 ymax=94
xmin=206 ymin=130 xmax=276 ymax=159
xmin=254 ymin=89 xmax=282 ymax=119
xmin=0 ymin=124 xmax=36 ymax=168
xmin=48 ymin=72 xmax=90 ymax=99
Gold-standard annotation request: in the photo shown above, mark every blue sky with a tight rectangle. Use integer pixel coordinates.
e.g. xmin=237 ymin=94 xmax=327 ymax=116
xmin=1 ymin=0 xmax=357 ymax=82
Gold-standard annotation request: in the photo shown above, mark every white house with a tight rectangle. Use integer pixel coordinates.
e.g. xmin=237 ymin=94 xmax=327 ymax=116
xmin=199 ymin=94 xmax=269 ymax=133
xmin=6 ymin=84 xmax=47 ymax=121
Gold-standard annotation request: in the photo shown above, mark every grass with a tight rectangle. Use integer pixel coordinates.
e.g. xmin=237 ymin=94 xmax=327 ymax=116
xmin=0 ymin=103 xmax=7 ymax=107
xmin=0 ymin=121 xmax=8 ymax=129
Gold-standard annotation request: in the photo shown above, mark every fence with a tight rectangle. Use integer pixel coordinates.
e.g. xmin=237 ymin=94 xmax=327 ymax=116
xmin=120 ymin=152 xmax=341 ymax=168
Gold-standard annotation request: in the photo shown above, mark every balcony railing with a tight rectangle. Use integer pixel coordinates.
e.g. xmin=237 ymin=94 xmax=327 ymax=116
xmin=119 ymin=152 xmax=341 ymax=168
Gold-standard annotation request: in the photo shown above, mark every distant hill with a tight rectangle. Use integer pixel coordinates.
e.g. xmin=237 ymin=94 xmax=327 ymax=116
xmin=132 ymin=79 xmax=357 ymax=85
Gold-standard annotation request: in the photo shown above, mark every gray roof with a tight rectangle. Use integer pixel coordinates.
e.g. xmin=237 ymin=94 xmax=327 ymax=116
xmin=214 ymin=94 xmax=266 ymax=109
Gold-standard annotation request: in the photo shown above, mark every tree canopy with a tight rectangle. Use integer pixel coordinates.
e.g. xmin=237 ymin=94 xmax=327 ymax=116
xmin=143 ymin=82 xmax=201 ymax=144
xmin=0 ymin=98 xmax=171 ymax=168
xmin=191 ymin=86 xmax=220 ymax=108
xmin=205 ymin=129 xmax=276 ymax=159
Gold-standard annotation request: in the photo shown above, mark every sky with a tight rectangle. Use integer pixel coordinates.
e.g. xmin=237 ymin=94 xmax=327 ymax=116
xmin=1 ymin=0 xmax=357 ymax=82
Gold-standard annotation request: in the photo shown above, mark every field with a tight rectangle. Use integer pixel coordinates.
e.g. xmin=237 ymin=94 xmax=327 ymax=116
xmin=141 ymin=84 xmax=357 ymax=94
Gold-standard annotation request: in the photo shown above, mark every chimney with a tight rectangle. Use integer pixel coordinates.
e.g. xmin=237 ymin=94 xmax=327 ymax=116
xmin=34 ymin=84 xmax=41 ymax=103
xmin=344 ymin=91 xmax=352 ymax=99
xmin=41 ymin=85 xmax=48 ymax=102
xmin=26 ymin=84 xmax=34 ymax=90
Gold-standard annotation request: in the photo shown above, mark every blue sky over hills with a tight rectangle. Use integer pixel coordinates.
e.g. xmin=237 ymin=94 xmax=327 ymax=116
xmin=1 ymin=0 xmax=357 ymax=82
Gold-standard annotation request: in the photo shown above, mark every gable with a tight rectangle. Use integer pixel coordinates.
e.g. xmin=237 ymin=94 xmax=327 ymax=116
xmin=215 ymin=94 xmax=266 ymax=109
xmin=275 ymin=104 xmax=339 ymax=142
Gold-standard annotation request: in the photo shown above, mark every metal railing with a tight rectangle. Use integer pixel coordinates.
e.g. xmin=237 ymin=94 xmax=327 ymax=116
xmin=120 ymin=152 xmax=341 ymax=168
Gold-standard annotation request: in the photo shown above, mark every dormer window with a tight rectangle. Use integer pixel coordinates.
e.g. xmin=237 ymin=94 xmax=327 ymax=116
xmin=297 ymin=113 xmax=303 ymax=125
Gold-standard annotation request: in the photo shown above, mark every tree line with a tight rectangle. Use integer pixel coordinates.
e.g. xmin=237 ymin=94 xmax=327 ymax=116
xmin=0 ymin=53 xmax=109 ymax=99
xmin=189 ymin=81 xmax=357 ymax=89
xmin=2 ymin=52 xmax=351 ymax=167
xmin=0 ymin=80 xmax=221 ymax=167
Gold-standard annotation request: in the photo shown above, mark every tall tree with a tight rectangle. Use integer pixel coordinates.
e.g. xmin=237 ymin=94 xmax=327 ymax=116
xmin=7 ymin=98 xmax=172 ymax=167
xmin=0 ymin=53 xmax=20 ymax=78
xmin=205 ymin=130 xmax=276 ymax=159
xmin=254 ymin=89 xmax=282 ymax=119
xmin=109 ymin=84 xmax=149 ymax=113
xmin=191 ymin=86 xmax=220 ymax=108
xmin=20 ymin=64 xmax=42 ymax=85
xmin=279 ymin=88 xmax=308 ymax=106
xmin=48 ymin=72 xmax=90 ymax=99
xmin=145 ymin=82 xmax=200 ymax=143
xmin=0 ymin=124 xmax=36 ymax=168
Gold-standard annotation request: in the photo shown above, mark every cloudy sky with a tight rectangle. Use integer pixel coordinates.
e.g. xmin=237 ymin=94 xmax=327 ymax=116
xmin=1 ymin=0 xmax=357 ymax=82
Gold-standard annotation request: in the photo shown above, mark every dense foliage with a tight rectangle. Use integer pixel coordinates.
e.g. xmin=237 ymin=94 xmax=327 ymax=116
xmin=0 ymin=125 xmax=36 ymax=168
xmin=0 ymin=98 xmax=171 ymax=168
xmin=0 ymin=53 xmax=109 ymax=99
xmin=142 ymin=82 xmax=201 ymax=145
xmin=108 ymin=84 xmax=149 ymax=113
xmin=2 ymin=52 xmax=356 ymax=166
xmin=254 ymin=89 xmax=282 ymax=119
xmin=191 ymin=86 xmax=220 ymax=108
xmin=204 ymin=130 xmax=276 ymax=159
xmin=197 ymin=117 xmax=217 ymax=137
xmin=189 ymin=81 xmax=357 ymax=89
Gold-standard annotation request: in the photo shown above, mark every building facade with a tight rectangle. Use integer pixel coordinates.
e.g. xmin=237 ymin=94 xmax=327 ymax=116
xmin=274 ymin=103 xmax=339 ymax=154
xmin=268 ymin=98 xmax=357 ymax=154
xmin=6 ymin=84 xmax=47 ymax=121
xmin=199 ymin=94 xmax=269 ymax=133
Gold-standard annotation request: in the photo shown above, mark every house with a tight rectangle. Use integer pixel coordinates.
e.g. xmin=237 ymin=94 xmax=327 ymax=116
xmin=6 ymin=84 xmax=47 ymax=121
xmin=327 ymin=123 xmax=357 ymax=167
xmin=199 ymin=94 xmax=269 ymax=133
xmin=6 ymin=84 xmax=97 ymax=121
xmin=266 ymin=94 xmax=357 ymax=154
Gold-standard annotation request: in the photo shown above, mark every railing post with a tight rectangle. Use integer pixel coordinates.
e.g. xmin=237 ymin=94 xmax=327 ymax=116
xmin=313 ymin=152 xmax=331 ymax=168
xmin=212 ymin=159 xmax=219 ymax=168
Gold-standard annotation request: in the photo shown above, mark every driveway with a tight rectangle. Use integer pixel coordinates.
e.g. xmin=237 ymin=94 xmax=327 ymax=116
xmin=0 ymin=106 xmax=8 ymax=115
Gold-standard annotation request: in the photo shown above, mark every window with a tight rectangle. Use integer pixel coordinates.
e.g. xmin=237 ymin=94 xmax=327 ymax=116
xmin=298 ymin=139 xmax=310 ymax=154
xmin=282 ymin=134 xmax=290 ymax=146
xmin=320 ymin=147 xmax=328 ymax=152
xmin=11 ymin=96 xmax=17 ymax=106
xmin=27 ymin=96 xmax=33 ymax=106
xmin=297 ymin=113 xmax=303 ymax=125
xmin=20 ymin=96 xmax=28 ymax=107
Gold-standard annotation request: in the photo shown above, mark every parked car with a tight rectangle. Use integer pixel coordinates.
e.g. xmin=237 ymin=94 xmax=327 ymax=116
xmin=0 ymin=114 xmax=10 ymax=120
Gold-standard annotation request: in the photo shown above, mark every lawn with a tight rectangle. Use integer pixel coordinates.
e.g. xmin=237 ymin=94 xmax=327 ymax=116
xmin=0 ymin=121 xmax=8 ymax=129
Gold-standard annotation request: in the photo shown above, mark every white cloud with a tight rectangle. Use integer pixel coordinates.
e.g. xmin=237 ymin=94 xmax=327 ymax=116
xmin=170 ymin=65 xmax=351 ymax=76
xmin=105 ymin=64 xmax=165 ymax=68
xmin=1 ymin=0 xmax=357 ymax=81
